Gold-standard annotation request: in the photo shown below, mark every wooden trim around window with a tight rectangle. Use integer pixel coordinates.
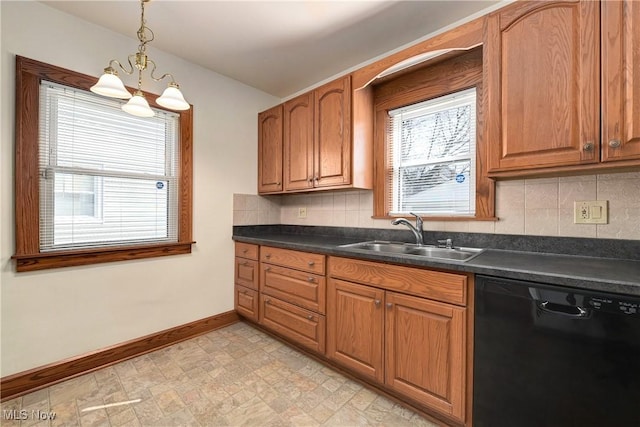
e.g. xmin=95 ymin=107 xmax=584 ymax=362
xmin=371 ymin=48 xmax=495 ymax=220
xmin=13 ymin=56 xmax=194 ymax=271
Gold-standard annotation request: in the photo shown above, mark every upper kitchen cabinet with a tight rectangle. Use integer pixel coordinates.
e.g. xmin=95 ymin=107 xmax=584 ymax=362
xmin=258 ymin=75 xmax=373 ymax=194
xmin=283 ymin=92 xmax=314 ymax=191
xmin=313 ymin=77 xmax=353 ymax=189
xmin=484 ymin=0 xmax=600 ymax=173
xmin=485 ymin=0 xmax=640 ymax=177
xmin=258 ymin=105 xmax=283 ymax=193
xmin=602 ymin=0 xmax=640 ymax=162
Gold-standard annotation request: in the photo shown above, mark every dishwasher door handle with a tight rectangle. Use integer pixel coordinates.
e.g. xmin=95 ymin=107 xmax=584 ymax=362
xmin=538 ymin=301 xmax=590 ymax=318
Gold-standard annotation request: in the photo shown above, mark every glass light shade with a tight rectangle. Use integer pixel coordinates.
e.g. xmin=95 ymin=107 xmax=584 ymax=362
xmin=156 ymin=84 xmax=190 ymax=111
xmin=121 ymin=92 xmax=155 ymax=117
xmin=90 ymin=72 xmax=132 ymax=99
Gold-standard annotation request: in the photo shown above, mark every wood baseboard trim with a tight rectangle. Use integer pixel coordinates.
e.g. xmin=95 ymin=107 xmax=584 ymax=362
xmin=1 ymin=310 xmax=239 ymax=402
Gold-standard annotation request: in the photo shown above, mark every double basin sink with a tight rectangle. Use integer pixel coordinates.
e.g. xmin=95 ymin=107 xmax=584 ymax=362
xmin=339 ymin=240 xmax=484 ymax=262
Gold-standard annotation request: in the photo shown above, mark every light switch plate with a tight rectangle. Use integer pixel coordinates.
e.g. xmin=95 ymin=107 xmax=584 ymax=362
xmin=574 ymin=200 xmax=608 ymax=224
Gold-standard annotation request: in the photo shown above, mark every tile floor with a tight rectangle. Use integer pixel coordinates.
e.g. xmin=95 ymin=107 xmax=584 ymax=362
xmin=1 ymin=322 xmax=438 ymax=427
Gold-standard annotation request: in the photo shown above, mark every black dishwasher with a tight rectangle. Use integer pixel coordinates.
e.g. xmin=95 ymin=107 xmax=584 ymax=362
xmin=474 ymin=275 xmax=640 ymax=427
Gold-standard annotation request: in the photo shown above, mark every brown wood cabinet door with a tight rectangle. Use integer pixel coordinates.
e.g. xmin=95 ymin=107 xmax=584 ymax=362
xmin=284 ymin=93 xmax=314 ymax=191
xmin=602 ymin=0 xmax=640 ymax=162
xmin=258 ymin=105 xmax=283 ymax=193
xmin=314 ymin=76 xmax=352 ymax=187
xmin=385 ymin=292 xmax=466 ymax=422
xmin=485 ymin=0 xmax=600 ymax=172
xmin=235 ymin=285 xmax=259 ymax=322
xmin=326 ymin=278 xmax=384 ymax=383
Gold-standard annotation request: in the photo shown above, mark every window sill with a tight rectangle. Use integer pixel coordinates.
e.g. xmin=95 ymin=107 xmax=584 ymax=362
xmin=372 ymin=215 xmax=498 ymax=222
xmin=12 ymin=241 xmax=195 ymax=272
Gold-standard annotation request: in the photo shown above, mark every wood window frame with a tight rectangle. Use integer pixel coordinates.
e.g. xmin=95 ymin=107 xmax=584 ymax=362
xmin=372 ymin=47 xmax=496 ymax=220
xmin=13 ymin=56 xmax=194 ymax=272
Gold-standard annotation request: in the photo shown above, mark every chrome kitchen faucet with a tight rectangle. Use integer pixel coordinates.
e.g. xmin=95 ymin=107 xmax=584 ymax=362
xmin=391 ymin=212 xmax=424 ymax=246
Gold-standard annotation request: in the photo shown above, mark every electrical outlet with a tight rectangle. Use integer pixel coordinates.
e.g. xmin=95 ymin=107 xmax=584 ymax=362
xmin=297 ymin=207 xmax=307 ymax=219
xmin=574 ymin=200 xmax=608 ymax=224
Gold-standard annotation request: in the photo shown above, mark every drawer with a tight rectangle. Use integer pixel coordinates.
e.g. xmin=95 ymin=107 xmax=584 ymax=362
xmin=261 ymin=264 xmax=326 ymax=314
xmin=235 ymin=285 xmax=258 ymax=322
xmin=328 ymin=256 xmax=468 ymax=306
xmin=234 ymin=257 xmax=259 ymax=290
xmin=260 ymin=295 xmax=326 ymax=354
xmin=260 ymin=246 xmax=325 ymax=275
xmin=235 ymin=242 xmax=259 ymax=260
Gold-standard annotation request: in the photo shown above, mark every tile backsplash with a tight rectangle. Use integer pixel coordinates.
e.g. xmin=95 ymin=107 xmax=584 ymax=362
xmin=233 ymin=171 xmax=640 ymax=240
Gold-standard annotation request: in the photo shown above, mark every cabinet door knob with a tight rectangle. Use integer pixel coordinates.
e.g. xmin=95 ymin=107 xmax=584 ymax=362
xmin=374 ymin=299 xmax=381 ymax=307
xmin=265 ymin=254 xmax=271 ymax=259
xmin=265 ymin=299 xmax=271 ymax=304
xmin=583 ymin=141 xmax=594 ymax=152
xmin=308 ymin=261 xmax=315 ymax=266
xmin=386 ymin=303 xmax=393 ymax=308
xmin=242 ymin=261 xmax=249 ymax=266
xmin=609 ymin=139 xmax=621 ymax=148
xmin=264 ymin=266 xmax=271 ymax=271
xmin=243 ymin=290 xmax=249 ymax=295
xmin=307 ymin=315 xmax=314 ymax=320
xmin=307 ymin=277 xmax=315 ymax=282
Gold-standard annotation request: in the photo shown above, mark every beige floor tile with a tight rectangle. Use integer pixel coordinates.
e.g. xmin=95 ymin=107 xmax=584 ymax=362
xmin=9 ymin=322 xmax=436 ymax=427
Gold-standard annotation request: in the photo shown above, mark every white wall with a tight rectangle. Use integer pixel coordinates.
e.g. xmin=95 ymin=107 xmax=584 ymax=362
xmin=0 ymin=1 xmax=279 ymax=376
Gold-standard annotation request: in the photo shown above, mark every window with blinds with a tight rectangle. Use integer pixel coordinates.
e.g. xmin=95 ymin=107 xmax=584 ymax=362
xmin=387 ymin=88 xmax=476 ymax=216
xmin=38 ymin=81 xmax=180 ymax=251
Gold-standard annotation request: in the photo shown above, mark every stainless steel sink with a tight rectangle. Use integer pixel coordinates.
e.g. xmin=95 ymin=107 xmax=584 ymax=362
xmin=339 ymin=240 xmax=484 ymax=262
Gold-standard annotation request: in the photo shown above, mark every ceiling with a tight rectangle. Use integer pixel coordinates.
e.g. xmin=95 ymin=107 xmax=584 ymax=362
xmin=41 ymin=0 xmax=501 ymax=98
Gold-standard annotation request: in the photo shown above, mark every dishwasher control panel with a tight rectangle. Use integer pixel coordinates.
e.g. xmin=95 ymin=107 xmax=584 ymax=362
xmin=587 ymin=296 xmax=639 ymax=317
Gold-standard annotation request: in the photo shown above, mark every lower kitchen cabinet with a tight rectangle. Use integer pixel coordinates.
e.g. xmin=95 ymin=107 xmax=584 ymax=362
xmin=234 ymin=243 xmax=472 ymax=425
xmin=234 ymin=284 xmax=259 ymax=322
xmin=385 ymin=292 xmax=466 ymax=421
xmin=327 ymin=278 xmax=384 ymax=382
xmin=260 ymin=294 xmax=326 ymax=354
xmin=327 ymin=256 xmax=469 ymax=424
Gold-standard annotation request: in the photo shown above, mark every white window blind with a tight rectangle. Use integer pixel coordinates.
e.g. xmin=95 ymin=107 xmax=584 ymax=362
xmin=387 ymin=88 xmax=476 ymax=216
xmin=38 ymin=81 xmax=180 ymax=251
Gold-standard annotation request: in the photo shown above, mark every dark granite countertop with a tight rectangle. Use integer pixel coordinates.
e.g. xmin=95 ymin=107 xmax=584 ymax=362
xmin=233 ymin=225 xmax=640 ymax=297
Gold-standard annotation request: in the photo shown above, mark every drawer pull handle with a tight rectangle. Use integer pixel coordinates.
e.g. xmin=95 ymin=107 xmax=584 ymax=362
xmin=609 ymin=139 xmax=621 ymax=148
xmin=243 ymin=291 xmax=249 ymax=295
xmin=265 ymin=299 xmax=271 ymax=304
xmin=265 ymin=266 xmax=271 ymax=271
xmin=265 ymin=254 xmax=271 ymax=259
xmin=242 ymin=248 xmax=248 ymax=253
xmin=374 ymin=299 xmax=381 ymax=307
xmin=307 ymin=277 xmax=315 ymax=282
xmin=308 ymin=261 xmax=315 ymax=266
xmin=386 ymin=303 xmax=393 ymax=309
xmin=307 ymin=315 xmax=314 ymax=321
xmin=242 ymin=261 xmax=249 ymax=266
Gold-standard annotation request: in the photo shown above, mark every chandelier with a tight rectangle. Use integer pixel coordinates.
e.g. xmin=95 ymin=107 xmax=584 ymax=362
xmin=90 ymin=0 xmax=189 ymax=117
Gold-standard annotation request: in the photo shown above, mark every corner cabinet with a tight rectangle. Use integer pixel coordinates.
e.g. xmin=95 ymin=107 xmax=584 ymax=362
xmin=258 ymin=75 xmax=372 ymax=194
xmin=484 ymin=0 xmax=640 ymax=176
